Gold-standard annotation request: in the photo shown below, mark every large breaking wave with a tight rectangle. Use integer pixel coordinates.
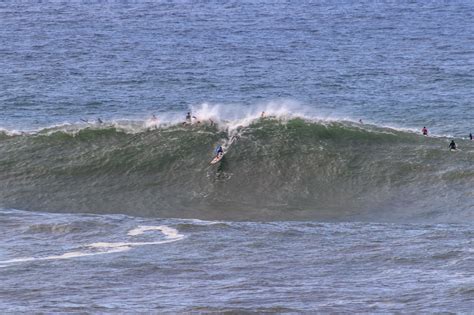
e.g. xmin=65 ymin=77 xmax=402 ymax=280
xmin=0 ymin=107 xmax=472 ymax=223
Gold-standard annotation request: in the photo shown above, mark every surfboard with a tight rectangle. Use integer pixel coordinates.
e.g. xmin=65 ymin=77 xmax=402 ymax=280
xmin=210 ymin=153 xmax=224 ymax=164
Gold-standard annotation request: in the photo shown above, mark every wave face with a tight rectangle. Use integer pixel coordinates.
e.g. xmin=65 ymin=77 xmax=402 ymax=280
xmin=0 ymin=118 xmax=472 ymax=222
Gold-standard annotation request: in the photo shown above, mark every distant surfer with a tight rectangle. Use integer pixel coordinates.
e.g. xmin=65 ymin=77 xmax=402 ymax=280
xmin=359 ymin=119 xmax=363 ymax=124
xmin=150 ymin=114 xmax=159 ymax=129
xmin=470 ymin=133 xmax=472 ymax=140
xmin=184 ymin=112 xmax=198 ymax=125
xmin=97 ymin=118 xmax=103 ymax=124
xmin=448 ymin=140 xmax=457 ymax=151
xmin=421 ymin=126 xmax=428 ymax=136
xmin=185 ymin=112 xmax=192 ymax=124
xmin=261 ymin=111 xmax=265 ymax=118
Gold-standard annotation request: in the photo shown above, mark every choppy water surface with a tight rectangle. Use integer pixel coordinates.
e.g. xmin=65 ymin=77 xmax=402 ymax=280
xmin=1 ymin=0 xmax=473 ymax=312
xmin=1 ymin=1 xmax=473 ymax=135
xmin=1 ymin=209 xmax=472 ymax=313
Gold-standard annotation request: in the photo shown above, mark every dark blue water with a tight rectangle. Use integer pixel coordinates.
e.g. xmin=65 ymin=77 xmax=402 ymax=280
xmin=1 ymin=1 xmax=473 ymax=135
xmin=1 ymin=209 xmax=473 ymax=313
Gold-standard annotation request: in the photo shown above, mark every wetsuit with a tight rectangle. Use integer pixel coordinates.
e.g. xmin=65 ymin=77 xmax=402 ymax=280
xmin=449 ymin=141 xmax=456 ymax=150
xmin=215 ymin=146 xmax=223 ymax=156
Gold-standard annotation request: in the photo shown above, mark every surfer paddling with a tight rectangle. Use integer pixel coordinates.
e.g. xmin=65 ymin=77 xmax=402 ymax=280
xmin=80 ymin=117 xmax=103 ymax=124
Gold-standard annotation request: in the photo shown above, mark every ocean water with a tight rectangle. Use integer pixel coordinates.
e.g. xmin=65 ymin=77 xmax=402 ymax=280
xmin=1 ymin=209 xmax=473 ymax=313
xmin=0 ymin=1 xmax=473 ymax=312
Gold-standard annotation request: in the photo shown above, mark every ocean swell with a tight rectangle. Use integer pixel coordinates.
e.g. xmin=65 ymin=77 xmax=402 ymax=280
xmin=0 ymin=117 xmax=472 ymax=222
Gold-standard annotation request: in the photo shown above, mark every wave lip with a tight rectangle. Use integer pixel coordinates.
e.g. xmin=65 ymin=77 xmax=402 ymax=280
xmin=1 ymin=101 xmax=459 ymax=138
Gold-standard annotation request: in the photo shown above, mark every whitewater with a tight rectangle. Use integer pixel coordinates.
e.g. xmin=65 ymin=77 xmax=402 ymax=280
xmin=1 ymin=0 xmax=473 ymax=312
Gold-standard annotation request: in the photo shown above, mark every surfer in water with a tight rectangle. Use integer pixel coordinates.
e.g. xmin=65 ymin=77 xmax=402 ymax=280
xmin=185 ymin=112 xmax=192 ymax=124
xmin=422 ymin=126 xmax=428 ymax=136
xmin=470 ymin=133 xmax=472 ymax=140
xmin=150 ymin=114 xmax=159 ymax=129
xmin=448 ymin=140 xmax=457 ymax=151
xmin=184 ymin=112 xmax=198 ymax=125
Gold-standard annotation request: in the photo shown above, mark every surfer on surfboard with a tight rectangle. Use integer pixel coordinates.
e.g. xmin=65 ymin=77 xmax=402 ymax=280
xmin=210 ymin=145 xmax=224 ymax=164
xmin=215 ymin=145 xmax=223 ymax=157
